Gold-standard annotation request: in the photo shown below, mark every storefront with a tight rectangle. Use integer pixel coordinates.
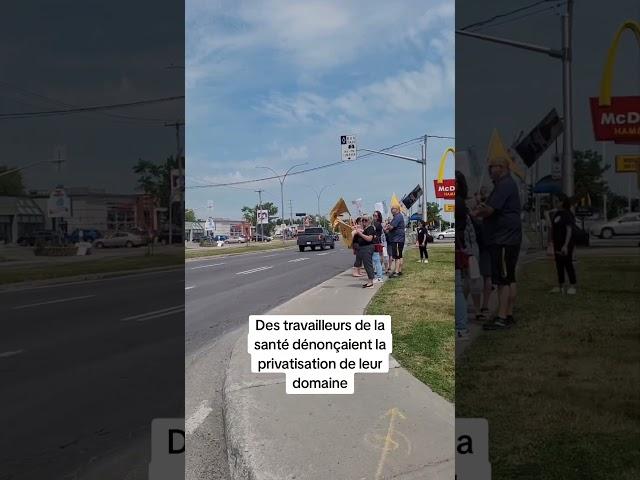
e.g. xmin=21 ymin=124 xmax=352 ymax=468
xmin=0 ymin=197 xmax=45 ymax=244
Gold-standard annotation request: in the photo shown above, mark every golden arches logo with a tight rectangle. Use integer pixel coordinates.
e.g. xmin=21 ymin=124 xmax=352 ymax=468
xmin=436 ymin=147 xmax=455 ymax=183
xmin=598 ymin=20 xmax=640 ymax=107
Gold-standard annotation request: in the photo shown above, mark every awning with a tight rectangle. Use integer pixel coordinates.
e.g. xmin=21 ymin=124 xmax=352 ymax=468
xmin=533 ymin=175 xmax=562 ymax=194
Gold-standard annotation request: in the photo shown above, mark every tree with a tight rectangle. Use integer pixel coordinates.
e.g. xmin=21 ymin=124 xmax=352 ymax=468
xmin=426 ymin=202 xmax=443 ymax=225
xmin=132 ymin=156 xmax=179 ymax=208
xmin=241 ymin=202 xmax=278 ymax=236
xmin=573 ymin=150 xmax=609 ymax=208
xmin=0 ymin=166 xmax=25 ymax=196
xmin=185 ymin=209 xmax=197 ymax=222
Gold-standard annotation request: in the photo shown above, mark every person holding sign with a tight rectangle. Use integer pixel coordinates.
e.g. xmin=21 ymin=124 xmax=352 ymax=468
xmin=352 ymin=215 xmax=376 ymax=288
xmin=384 ymin=206 xmax=405 ymax=277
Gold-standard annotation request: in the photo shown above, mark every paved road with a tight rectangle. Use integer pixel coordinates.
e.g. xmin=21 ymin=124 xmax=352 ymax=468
xmin=185 ymin=244 xmax=359 ymax=479
xmin=0 ymin=268 xmax=184 ymax=480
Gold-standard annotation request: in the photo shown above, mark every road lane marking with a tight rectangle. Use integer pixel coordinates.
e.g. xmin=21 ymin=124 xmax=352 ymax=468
xmin=120 ymin=305 xmax=184 ymax=322
xmin=235 ymin=266 xmax=273 ymax=275
xmin=186 ymin=400 xmax=213 ymax=435
xmin=316 ymin=252 xmax=331 ymax=256
xmin=190 ymin=263 xmax=225 ymax=270
xmin=0 ymin=349 xmax=24 ymax=358
xmin=262 ymin=254 xmax=279 ymax=258
xmin=12 ymin=295 xmax=96 ymax=310
xmin=185 ymin=286 xmax=195 ymax=290
xmin=288 ymin=257 xmax=309 ymax=263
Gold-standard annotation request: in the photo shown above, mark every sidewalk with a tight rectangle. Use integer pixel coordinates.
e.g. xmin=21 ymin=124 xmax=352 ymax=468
xmin=223 ymin=269 xmax=454 ymax=480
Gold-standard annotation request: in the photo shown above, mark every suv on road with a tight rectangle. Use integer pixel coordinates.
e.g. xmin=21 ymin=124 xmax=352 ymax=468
xmin=297 ymin=227 xmax=335 ymax=252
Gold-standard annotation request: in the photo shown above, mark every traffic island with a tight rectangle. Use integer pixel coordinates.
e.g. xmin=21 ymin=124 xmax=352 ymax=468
xmin=222 ymin=267 xmax=454 ymax=480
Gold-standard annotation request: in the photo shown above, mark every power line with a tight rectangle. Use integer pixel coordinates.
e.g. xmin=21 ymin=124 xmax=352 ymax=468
xmin=186 ymin=135 xmax=436 ymax=190
xmin=0 ymin=95 xmax=184 ymax=119
xmin=469 ymin=3 xmax=564 ymax=32
xmin=459 ymin=0 xmax=554 ymax=31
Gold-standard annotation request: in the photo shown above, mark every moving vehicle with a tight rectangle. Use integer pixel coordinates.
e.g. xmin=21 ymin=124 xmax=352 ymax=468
xmin=297 ymin=227 xmax=335 ymax=251
xmin=251 ymin=234 xmax=272 ymax=242
xmin=93 ymin=232 xmax=147 ymax=248
xmin=436 ymin=228 xmax=456 ymax=240
xmin=591 ymin=213 xmax=640 ymax=239
xmin=66 ymin=228 xmax=102 ymax=243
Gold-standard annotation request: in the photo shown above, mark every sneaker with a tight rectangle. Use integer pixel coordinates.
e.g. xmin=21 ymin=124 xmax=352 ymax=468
xmin=506 ymin=315 xmax=516 ymax=325
xmin=549 ymin=286 xmax=563 ymax=294
xmin=373 ymin=278 xmax=384 ymax=283
xmin=566 ymin=286 xmax=577 ymax=295
xmin=362 ymin=283 xmax=374 ymax=289
xmin=483 ymin=317 xmax=510 ymax=330
xmin=397 ymin=271 xmax=403 ymax=276
xmin=423 ymin=259 xmax=429 ymax=264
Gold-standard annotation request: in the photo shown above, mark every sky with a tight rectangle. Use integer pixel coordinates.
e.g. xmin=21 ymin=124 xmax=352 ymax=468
xmin=185 ymin=0 xmax=456 ymax=221
xmin=456 ymin=0 xmax=639 ymax=199
xmin=1 ymin=1 xmax=184 ymax=194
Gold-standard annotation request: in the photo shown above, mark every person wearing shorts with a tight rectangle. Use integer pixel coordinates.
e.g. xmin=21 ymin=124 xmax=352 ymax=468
xmin=384 ymin=206 xmax=405 ymax=277
xmin=472 ymin=155 xmax=522 ymax=330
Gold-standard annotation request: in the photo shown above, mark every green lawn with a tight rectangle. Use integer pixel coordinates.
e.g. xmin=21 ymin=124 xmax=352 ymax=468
xmin=185 ymin=240 xmax=296 ymax=259
xmin=0 ymin=253 xmax=183 ymax=285
xmin=366 ymin=246 xmax=455 ymax=402
xmin=456 ymin=255 xmax=640 ymax=479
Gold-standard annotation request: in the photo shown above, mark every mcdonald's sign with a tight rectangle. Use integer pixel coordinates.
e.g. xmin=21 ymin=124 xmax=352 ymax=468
xmin=434 ymin=147 xmax=456 ymax=199
xmin=590 ymin=21 xmax=640 ymax=144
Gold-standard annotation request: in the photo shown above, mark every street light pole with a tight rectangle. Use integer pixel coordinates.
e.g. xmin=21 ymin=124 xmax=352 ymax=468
xmin=308 ymin=184 xmax=335 ymax=223
xmin=257 ymin=162 xmax=308 ymax=244
xmin=456 ymin=0 xmax=574 ymax=197
xmin=422 ymin=136 xmax=428 ymax=224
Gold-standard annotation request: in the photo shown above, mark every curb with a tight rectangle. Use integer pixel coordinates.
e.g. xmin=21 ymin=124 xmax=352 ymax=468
xmin=0 ymin=264 xmax=183 ymax=292
xmin=221 ymin=268 xmax=454 ymax=480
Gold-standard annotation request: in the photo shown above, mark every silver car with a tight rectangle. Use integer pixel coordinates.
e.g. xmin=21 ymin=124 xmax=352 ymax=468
xmin=93 ymin=232 xmax=147 ymax=248
xmin=591 ymin=213 xmax=640 ymax=239
xmin=437 ymin=228 xmax=456 ymax=240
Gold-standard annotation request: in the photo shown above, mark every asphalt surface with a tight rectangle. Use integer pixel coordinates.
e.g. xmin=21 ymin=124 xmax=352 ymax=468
xmin=185 ymin=243 xmax=359 ymax=480
xmin=0 ymin=267 xmax=184 ymax=480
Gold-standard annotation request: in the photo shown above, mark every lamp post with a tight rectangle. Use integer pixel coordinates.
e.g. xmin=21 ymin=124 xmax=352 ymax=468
xmin=306 ymin=184 xmax=335 ymax=224
xmin=257 ymin=162 xmax=308 ymax=243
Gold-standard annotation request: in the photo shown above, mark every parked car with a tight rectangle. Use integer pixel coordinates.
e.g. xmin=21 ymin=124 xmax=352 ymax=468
xmin=226 ymin=235 xmax=247 ymax=244
xmin=251 ymin=234 xmax=272 ymax=242
xmin=66 ymin=228 xmax=102 ymax=243
xmin=297 ymin=227 xmax=335 ymax=251
xmin=436 ymin=228 xmax=456 ymax=240
xmin=93 ymin=232 xmax=147 ymax=248
xmin=590 ymin=213 xmax=640 ymax=239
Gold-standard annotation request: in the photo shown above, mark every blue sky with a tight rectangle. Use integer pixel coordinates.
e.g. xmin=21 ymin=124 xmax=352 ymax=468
xmin=186 ymin=0 xmax=455 ymax=221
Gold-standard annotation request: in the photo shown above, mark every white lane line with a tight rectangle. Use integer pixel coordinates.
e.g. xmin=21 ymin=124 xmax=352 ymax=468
xmin=120 ymin=305 xmax=184 ymax=322
xmin=190 ymin=263 xmax=225 ymax=270
xmin=186 ymin=401 xmax=213 ymax=435
xmin=185 ymin=286 xmax=195 ymax=290
xmin=235 ymin=265 xmax=273 ymax=275
xmin=0 ymin=349 xmax=24 ymax=359
xmin=12 ymin=295 xmax=96 ymax=310
xmin=262 ymin=254 xmax=279 ymax=258
xmin=316 ymin=252 xmax=330 ymax=256
xmin=288 ymin=257 xmax=309 ymax=263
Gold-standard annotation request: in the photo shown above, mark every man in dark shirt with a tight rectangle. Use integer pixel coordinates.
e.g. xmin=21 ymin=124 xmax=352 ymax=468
xmin=384 ymin=206 xmax=406 ymax=277
xmin=550 ymin=195 xmax=577 ymax=294
xmin=473 ymin=155 xmax=522 ymax=329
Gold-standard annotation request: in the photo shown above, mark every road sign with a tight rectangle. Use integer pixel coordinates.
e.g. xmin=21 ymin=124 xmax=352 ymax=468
xmin=575 ymin=206 xmax=594 ymax=217
xmin=205 ymin=218 xmax=215 ymax=231
xmin=257 ymin=209 xmax=269 ymax=224
xmin=551 ymin=154 xmax=562 ymax=180
xmin=340 ymin=135 xmax=357 ymax=161
xmin=295 ymin=212 xmax=306 ymax=217
xmin=47 ymin=188 xmax=71 ymax=218
xmin=444 ymin=203 xmax=455 ymax=213
xmin=615 ymin=155 xmax=640 ymax=172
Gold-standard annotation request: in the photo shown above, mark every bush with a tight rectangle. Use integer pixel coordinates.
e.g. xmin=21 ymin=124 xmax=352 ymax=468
xmin=34 ymin=245 xmax=78 ymax=256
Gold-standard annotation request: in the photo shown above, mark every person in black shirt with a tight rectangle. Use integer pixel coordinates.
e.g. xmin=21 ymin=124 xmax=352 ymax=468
xmin=550 ymin=195 xmax=577 ymax=294
xmin=416 ymin=221 xmax=429 ymax=264
xmin=352 ymin=214 xmax=376 ymax=288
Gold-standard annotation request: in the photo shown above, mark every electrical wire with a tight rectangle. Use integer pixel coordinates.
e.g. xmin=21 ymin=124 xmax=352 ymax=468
xmin=0 ymin=95 xmax=184 ymax=119
xmin=468 ymin=3 xmax=565 ymax=32
xmin=459 ymin=0 xmax=556 ymax=31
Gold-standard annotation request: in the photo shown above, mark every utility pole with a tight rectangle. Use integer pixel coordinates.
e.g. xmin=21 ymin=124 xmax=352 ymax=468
xmin=456 ymin=0 xmax=574 ymax=196
xmin=422 ymin=135 xmax=428 ymax=225
xmin=165 ymin=121 xmax=185 ymax=245
xmin=255 ymin=189 xmax=264 ymax=242
xmin=288 ymin=199 xmax=293 ymax=226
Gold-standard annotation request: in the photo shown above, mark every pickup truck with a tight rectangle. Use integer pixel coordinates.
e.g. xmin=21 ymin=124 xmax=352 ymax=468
xmin=297 ymin=227 xmax=335 ymax=252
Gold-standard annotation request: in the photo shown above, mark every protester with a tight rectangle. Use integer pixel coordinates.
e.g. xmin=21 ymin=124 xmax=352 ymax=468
xmin=550 ymin=194 xmax=577 ymax=295
xmin=384 ymin=217 xmax=394 ymax=275
xmin=384 ymin=206 xmax=405 ymax=277
xmin=352 ymin=214 xmax=376 ymax=288
xmin=472 ymin=155 xmax=522 ymax=330
xmin=372 ymin=211 xmax=385 ymax=282
xmin=352 ymin=217 xmax=364 ymax=277
xmin=416 ymin=220 xmax=429 ymax=264
xmin=470 ymin=188 xmax=493 ymax=322
xmin=455 ymin=170 xmax=477 ymax=339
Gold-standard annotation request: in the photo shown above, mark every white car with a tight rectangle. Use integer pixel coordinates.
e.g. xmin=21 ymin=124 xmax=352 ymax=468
xmin=93 ymin=232 xmax=146 ymax=248
xmin=436 ymin=228 xmax=456 ymax=240
xmin=225 ymin=235 xmax=247 ymax=244
xmin=591 ymin=213 xmax=640 ymax=239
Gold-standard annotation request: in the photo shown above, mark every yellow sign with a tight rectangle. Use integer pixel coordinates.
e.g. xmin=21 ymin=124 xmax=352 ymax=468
xmin=444 ymin=204 xmax=455 ymax=213
xmin=487 ymin=129 xmax=525 ymax=180
xmin=598 ymin=20 xmax=640 ymax=107
xmin=615 ymin=155 xmax=640 ymax=172
xmin=436 ymin=147 xmax=455 ymax=183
